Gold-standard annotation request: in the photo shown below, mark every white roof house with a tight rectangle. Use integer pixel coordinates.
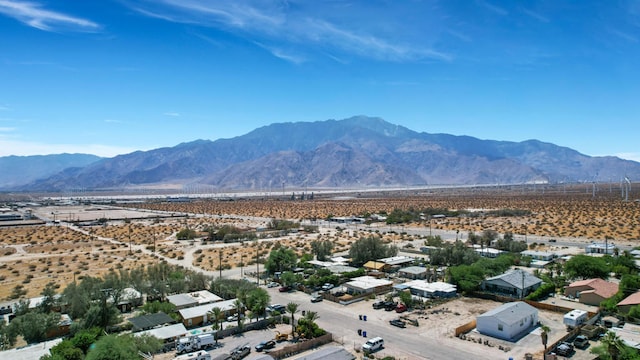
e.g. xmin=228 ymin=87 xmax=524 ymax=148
xmin=475 ymin=248 xmax=505 ymax=258
xmin=520 ymin=250 xmax=556 ymax=261
xmin=344 ymin=276 xmax=393 ymax=295
xmin=403 ymin=280 xmax=457 ymax=298
xmin=379 ymin=256 xmax=414 ymax=266
xmin=398 ymin=266 xmax=428 ymax=280
xmin=178 ymin=298 xmax=237 ymax=326
xmin=586 ymin=242 xmax=617 ymax=255
xmin=168 ymin=290 xmax=222 ymax=309
xmin=477 ymin=302 xmax=538 ymax=341
xmin=134 ymin=323 xmax=188 ymax=341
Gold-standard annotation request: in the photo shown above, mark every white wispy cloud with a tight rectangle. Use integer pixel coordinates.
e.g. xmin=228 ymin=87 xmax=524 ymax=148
xmin=0 ymin=127 xmax=15 ymax=132
xmin=521 ymin=8 xmax=549 ymax=23
xmin=0 ymin=0 xmax=99 ymax=32
xmin=127 ymin=0 xmax=450 ymax=63
xmin=0 ymin=105 xmax=9 ymax=111
xmin=609 ymin=28 xmax=638 ymax=43
xmin=0 ymin=138 xmax=136 ymax=157
xmin=104 ymin=119 xmax=124 ymax=124
xmin=476 ymin=0 xmax=508 ymax=16
xmin=163 ymin=112 xmax=181 ymax=117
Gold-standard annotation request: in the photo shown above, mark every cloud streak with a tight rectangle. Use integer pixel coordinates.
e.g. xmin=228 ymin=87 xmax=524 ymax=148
xmin=0 ymin=138 xmax=136 ymax=157
xmin=0 ymin=0 xmax=99 ymax=32
xmin=128 ymin=0 xmax=450 ymax=63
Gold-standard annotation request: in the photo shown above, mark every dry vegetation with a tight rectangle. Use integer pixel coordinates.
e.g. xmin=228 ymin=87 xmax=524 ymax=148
xmin=1 ymin=185 xmax=638 ymax=301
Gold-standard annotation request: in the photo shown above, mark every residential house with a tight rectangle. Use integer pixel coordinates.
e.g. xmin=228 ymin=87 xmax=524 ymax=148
xmin=475 ymin=248 xmax=505 ymax=258
xmin=45 ymin=314 xmax=72 ymax=339
xmin=564 ymin=278 xmax=619 ymax=306
xmin=476 ymin=302 xmax=539 ymax=341
xmin=617 ymin=292 xmax=640 ymax=313
xmin=129 ymin=312 xmax=175 ymax=332
xmin=481 ymin=269 xmax=542 ymax=298
xmin=398 ymin=266 xmax=428 ymax=280
xmin=178 ymin=298 xmax=237 ymax=328
xmin=585 ymin=242 xmax=616 ymax=255
xmin=343 ymin=276 xmax=393 ymax=296
xmin=401 ymin=280 xmax=457 ymax=299
xmin=167 ymin=290 xmax=222 ymax=310
xmin=133 ymin=323 xmax=188 ymax=344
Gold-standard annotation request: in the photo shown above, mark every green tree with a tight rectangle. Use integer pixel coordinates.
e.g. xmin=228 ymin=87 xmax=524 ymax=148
xmin=398 ymin=291 xmax=413 ymax=309
xmin=286 ymin=302 xmax=299 ymax=336
xmin=246 ymin=288 xmax=270 ymax=321
xmin=141 ymin=301 xmax=177 ymax=317
xmin=176 ymin=228 xmax=197 ymax=240
xmin=540 ymin=324 xmax=550 ymax=352
xmin=0 ymin=318 xmax=18 ymax=350
xmin=264 ymin=246 xmax=298 ymax=274
xmin=132 ymin=333 xmax=163 ymax=355
xmin=47 ymin=339 xmax=84 ymax=360
xmin=348 ymin=236 xmax=398 ymax=266
xmin=11 ymin=311 xmax=60 ymax=344
xmin=207 ymin=307 xmax=223 ymax=343
xmin=39 ymin=281 xmax=58 ymax=313
xmin=71 ymin=327 xmax=101 ymax=354
xmin=310 ymin=240 xmax=334 ymax=261
xmin=63 ymin=281 xmax=90 ymax=320
xmin=565 ymin=255 xmax=610 ymax=280
xmin=85 ymin=334 xmax=139 ymax=360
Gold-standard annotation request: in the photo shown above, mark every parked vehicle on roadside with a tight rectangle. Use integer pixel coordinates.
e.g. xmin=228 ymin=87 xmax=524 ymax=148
xmin=573 ymin=335 xmax=589 ymax=349
xmin=362 ymin=337 xmax=384 ymax=353
xmin=174 ymin=350 xmax=212 ymax=360
xmin=555 ymin=342 xmax=574 ymax=356
xmin=267 ymin=282 xmax=279 ymax=288
xmin=372 ymin=300 xmax=385 ymax=309
xmin=176 ymin=334 xmax=215 ymax=354
xmin=255 ymin=340 xmax=276 ymax=352
xmin=389 ymin=319 xmax=406 ymax=328
xmin=395 ymin=304 xmax=407 ymax=313
xmin=230 ymin=345 xmax=251 ymax=359
xmin=384 ymin=301 xmax=398 ymax=311
xmin=310 ymin=294 xmax=323 ymax=302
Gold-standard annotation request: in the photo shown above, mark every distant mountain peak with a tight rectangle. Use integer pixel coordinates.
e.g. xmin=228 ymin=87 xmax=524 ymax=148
xmin=3 ymin=116 xmax=639 ymax=191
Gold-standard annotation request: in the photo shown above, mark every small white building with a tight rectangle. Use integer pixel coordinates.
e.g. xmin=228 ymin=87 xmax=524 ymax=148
xmin=585 ymin=242 xmax=616 ymax=255
xmin=402 ymin=280 xmax=457 ymax=298
xmin=168 ymin=290 xmax=223 ymax=310
xmin=344 ymin=276 xmax=393 ymax=295
xmin=134 ymin=323 xmax=188 ymax=342
xmin=476 ymin=302 xmax=538 ymax=341
xmin=178 ymin=298 xmax=236 ymax=328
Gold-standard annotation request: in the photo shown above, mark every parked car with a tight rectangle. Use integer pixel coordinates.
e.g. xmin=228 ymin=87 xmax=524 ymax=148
xmin=395 ymin=304 xmax=407 ymax=313
xmin=573 ymin=335 xmax=589 ymax=349
xmin=555 ymin=342 xmax=574 ymax=356
xmin=255 ymin=340 xmax=276 ymax=352
xmin=321 ymin=283 xmax=334 ymax=291
xmin=278 ymin=285 xmax=292 ymax=292
xmin=389 ymin=319 xmax=406 ymax=328
xmin=362 ymin=337 xmax=384 ymax=353
xmin=384 ymin=301 xmax=398 ymax=311
xmin=267 ymin=304 xmax=286 ymax=314
xmin=230 ymin=345 xmax=251 ymax=360
xmin=310 ymin=294 xmax=323 ymax=303
xmin=226 ymin=313 xmax=245 ymax=322
xmin=266 ymin=282 xmax=279 ymax=288
xmin=372 ymin=300 xmax=385 ymax=309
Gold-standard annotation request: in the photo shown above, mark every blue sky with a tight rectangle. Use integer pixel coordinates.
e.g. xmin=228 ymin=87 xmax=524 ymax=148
xmin=1 ymin=1 xmax=639 ymax=161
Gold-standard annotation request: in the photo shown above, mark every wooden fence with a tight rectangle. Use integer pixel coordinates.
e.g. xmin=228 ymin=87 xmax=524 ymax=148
xmin=266 ymin=332 xmax=333 ymax=359
xmin=454 ymin=320 xmax=477 ymax=337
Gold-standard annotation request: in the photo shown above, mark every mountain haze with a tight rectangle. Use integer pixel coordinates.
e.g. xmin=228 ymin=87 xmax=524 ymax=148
xmin=4 ymin=116 xmax=640 ymax=191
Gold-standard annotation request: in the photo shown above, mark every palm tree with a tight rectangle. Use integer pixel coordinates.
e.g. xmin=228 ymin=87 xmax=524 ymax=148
xmin=286 ymin=302 xmax=299 ymax=336
xmin=233 ymin=299 xmax=244 ymax=328
xmin=540 ymin=324 xmax=550 ymax=352
xmin=601 ymin=331 xmax=625 ymax=360
xmin=207 ymin=307 xmax=223 ymax=344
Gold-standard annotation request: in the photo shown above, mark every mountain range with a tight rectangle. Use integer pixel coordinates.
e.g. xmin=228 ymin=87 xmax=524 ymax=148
xmin=2 ymin=116 xmax=639 ymax=192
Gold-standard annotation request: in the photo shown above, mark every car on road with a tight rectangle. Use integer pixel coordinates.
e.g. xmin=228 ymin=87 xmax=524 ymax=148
xmin=267 ymin=282 xmax=279 ymax=288
xmin=278 ymin=285 xmax=292 ymax=292
xmin=310 ymin=294 xmax=323 ymax=303
xmin=255 ymin=340 xmax=276 ymax=352
xmin=573 ymin=335 xmax=589 ymax=349
xmin=372 ymin=300 xmax=385 ymax=309
xmin=362 ymin=337 xmax=384 ymax=353
xmin=389 ymin=319 xmax=406 ymax=328
xmin=555 ymin=342 xmax=574 ymax=356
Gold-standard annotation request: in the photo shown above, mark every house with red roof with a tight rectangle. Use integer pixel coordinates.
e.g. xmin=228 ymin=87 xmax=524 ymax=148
xmin=617 ymin=292 xmax=640 ymax=313
xmin=564 ymin=278 xmax=619 ymax=306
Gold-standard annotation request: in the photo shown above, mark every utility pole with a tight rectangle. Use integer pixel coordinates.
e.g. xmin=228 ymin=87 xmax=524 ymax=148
xmin=219 ymin=250 xmax=223 ymax=279
xmin=256 ymin=247 xmax=260 ymax=285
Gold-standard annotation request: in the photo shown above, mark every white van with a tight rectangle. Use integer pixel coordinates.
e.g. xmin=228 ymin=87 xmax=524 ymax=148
xmin=362 ymin=337 xmax=384 ymax=352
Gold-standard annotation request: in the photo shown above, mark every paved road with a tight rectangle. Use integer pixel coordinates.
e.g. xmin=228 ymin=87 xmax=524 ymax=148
xmin=266 ymin=288 xmax=505 ymax=360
